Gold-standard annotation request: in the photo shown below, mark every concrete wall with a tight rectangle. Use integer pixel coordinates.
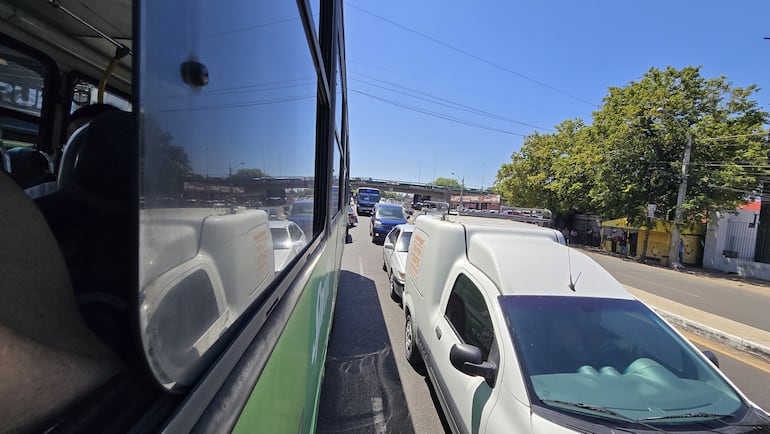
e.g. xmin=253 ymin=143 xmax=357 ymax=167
xmin=703 ymin=209 xmax=770 ymax=280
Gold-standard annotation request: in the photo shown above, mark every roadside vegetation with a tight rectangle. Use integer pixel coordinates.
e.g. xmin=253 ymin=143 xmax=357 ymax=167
xmin=494 ymin=66 xmax=770 ymax=226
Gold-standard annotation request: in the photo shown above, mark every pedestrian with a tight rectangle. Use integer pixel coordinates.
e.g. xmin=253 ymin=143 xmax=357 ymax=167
xmin=619 ymin=231 xmax=628 ymax=255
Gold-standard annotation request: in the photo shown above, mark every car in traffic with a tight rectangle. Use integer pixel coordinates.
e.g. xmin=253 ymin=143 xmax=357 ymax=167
xmin=402 ymin=215 xmax=770 ymax=434
xmin=269 ymin=220 xmax=306 ymax=272
xmin=260 ymin=206 xmax=281 ymax=220
xmin=382 ymin=223 xmax=414 ymax=301
xmin=287 ymin=199 xmax=313 ymax=237
xmin=369 ymin=202 xmax=407 ymax=244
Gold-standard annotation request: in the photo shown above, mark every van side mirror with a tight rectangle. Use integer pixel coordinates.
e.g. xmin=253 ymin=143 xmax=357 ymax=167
xmin=702 ymin=350 xmax=720 ymax=368
xmin=450 ymin=343 xmax=496 ymax=387
xmin=384 ymin=241 xmax=394 ymax=250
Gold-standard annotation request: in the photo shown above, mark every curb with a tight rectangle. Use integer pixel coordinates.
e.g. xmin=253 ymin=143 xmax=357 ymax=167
xmin=652 ymin=307 xmax=770 ymax=365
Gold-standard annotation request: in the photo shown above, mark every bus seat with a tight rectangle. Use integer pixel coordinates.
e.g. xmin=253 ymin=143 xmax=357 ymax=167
xmin=6 ymin=147 xmax=57 ymax=198
xmin=0 ymin=170 xmax=121 ymax=431
xmin=57 ymin=123 xmax=90 ymax=192
xmin=35 ymin=110 xmax=135 ymax=358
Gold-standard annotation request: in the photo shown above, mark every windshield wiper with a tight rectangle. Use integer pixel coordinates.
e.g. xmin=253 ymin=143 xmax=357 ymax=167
xmin=541 ymin=399 xmax=666 ymax=432
xmin=638 ymin=412 xmax=730 ymax=422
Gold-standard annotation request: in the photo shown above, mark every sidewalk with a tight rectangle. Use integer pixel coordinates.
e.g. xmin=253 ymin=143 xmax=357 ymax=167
xmin=626 ymin=286 xmax=770 ymax=364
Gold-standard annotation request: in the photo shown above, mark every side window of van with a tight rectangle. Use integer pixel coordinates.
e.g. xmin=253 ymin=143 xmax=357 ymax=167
xmin=444 ymin=274 xmax=494 ymax=359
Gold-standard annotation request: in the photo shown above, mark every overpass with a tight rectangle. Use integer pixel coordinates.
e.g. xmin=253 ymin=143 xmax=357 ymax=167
xmin=173 ymin=175 xmax=494 ymax=209
xmin=350 ymin=177 xmax=489 ymax=202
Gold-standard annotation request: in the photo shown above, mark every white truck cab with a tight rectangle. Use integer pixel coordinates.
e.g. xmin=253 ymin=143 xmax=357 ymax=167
xmin=402 ymin=215 xmax=769 ymax=434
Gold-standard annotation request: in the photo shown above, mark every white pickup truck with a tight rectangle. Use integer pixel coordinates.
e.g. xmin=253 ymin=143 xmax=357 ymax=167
xmin=402 ymin=215 xmax=769 ymax=434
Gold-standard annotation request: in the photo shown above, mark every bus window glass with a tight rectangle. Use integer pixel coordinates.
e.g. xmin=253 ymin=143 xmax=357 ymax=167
xmin=310 ymin=0 xmax=321 ymax=38
xmin=69 ymin=78 xmax=132 ymax=113
xmin=335 ymin=53 xmax=342 ymax=133
xmin=138 ymin=0 xmax=317 ymax=389
xmin=331 ymin=138 xmax=341 ymax=217
xmin=0 ymin=44 xmax=46 ymax=117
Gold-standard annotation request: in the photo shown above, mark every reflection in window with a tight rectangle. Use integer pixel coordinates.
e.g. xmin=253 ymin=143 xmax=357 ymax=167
xmin=138 ymin=1 xmax=318 ymax=389
xmin=331 ymin=139 xmax=341 ymax=217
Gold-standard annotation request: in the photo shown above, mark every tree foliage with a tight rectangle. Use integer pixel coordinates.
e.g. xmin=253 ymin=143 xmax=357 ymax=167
xmin=433 ymin=177 xmax=461 ymax=189
xmin=233 ymin=167 xmax=268 ymax=179
xmin=495 ymin=66 xmax=769 ymax=225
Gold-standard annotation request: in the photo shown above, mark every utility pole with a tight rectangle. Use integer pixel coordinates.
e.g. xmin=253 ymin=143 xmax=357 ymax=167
xmin=656 ymin=108 xmax=692 ymax=269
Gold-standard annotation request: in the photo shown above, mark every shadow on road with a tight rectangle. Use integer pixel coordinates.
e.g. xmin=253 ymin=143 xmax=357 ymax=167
xmin=317 ymin=270 xmax=414 ymax=434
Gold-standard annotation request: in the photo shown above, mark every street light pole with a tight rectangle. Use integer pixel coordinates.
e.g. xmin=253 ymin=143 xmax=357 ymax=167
xmin=657 ymin=108 xmax=693 ymax=269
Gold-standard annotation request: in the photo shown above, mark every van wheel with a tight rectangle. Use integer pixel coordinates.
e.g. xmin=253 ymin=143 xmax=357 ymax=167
xmin=405 ymin=313 xmax=423 ymax=368
xmin=382 ymin=258 xmax=387 ymax=272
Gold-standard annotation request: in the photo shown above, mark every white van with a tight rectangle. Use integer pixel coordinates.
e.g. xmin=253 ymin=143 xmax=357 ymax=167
xmin=402 ymin=215 xmax=769 ymax=433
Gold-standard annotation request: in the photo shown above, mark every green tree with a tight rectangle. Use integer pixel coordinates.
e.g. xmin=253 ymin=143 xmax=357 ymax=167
xmin=233 ymin=167 xmax=268 ymax=179
xmin=592 ymin=66 xmax=769 ymax=224
xmin=495 ymin=66 xmax=769 ymax=225
xmin=433 ymin=177 xmax=461 ymax=189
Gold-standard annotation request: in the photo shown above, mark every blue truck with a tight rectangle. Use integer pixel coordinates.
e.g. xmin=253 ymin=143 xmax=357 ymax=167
xmin=356 ymin=187 xmax=380 ymax=216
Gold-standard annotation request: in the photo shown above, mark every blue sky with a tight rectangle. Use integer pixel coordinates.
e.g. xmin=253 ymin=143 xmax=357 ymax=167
xmin=344 ymin=1 xmax=770 ymax=190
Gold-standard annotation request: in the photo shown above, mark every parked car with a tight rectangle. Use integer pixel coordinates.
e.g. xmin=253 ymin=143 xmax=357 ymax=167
xmin=369 ymin=203 xmax=407 ymax=244
xmin=287 ymin=199 xmax=313 ymax=237
xmin=402 ymin=216 xmax=770 ymax=434
xmin=382 ymin=224 xmax=414 ymax=301
xmin=269 ymin=220 xmax=306 ymax=272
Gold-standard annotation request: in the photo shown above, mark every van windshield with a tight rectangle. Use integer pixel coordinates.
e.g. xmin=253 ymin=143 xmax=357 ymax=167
xmin=499 ymin=296 xmax=744 ymax=425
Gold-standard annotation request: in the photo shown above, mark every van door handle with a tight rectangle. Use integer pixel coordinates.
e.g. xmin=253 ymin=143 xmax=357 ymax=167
xmin=435 ymin=326 xmax=442 ymax=339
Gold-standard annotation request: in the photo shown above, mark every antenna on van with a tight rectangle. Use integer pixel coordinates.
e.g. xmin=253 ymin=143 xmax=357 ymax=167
xmin=566 ymin=240 xmax=581 ymax=292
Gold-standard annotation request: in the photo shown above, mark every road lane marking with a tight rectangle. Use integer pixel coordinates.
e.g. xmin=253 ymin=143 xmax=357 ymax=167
xmin=372 ymin=397 xmax=386 ymax=434
xmin=680 ymin=330 xmax=770 ymax=375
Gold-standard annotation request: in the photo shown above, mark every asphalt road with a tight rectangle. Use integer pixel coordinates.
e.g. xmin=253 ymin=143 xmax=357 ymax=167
xmin=317 ymin=222 xmax=770 ymax=433
xmin=318 ymin=221 xmax=447 ymax=434
xmin=582 ymin=249 xmax=770 ymax=333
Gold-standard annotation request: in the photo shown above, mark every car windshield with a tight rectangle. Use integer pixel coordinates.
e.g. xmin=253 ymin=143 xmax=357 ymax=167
xmin=499 ymin=296 xmax=745 ymax=423
xmin=376 ymin=206 xmax=404 ymax=220
xmin=290 ymin=202 xmax=313 ymax=216
xmin=395 ymin=232 xmax=411 ymax=252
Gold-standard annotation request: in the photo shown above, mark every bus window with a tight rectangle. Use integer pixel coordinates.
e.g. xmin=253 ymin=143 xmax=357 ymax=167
xmin=0 ymin=44 xmax=47 ymax=117
xmin=0 ymin=40 xmax=55 ymax=193
xmin=68 ymin=77 xmax=132 ymax=114
xmin=138 ymin=0 xmax=320 ymax=389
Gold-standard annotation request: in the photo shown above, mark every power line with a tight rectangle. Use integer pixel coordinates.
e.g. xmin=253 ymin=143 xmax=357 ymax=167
xmin=699 ymin=132 xmax=769 ymax=142
xmin=351 ymin=88 xmax=528 ymax=136
xmin=346 ymin=2 xmax=598 ymax=108
xmin=350 ymin=74 xmax=552 ymax=131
